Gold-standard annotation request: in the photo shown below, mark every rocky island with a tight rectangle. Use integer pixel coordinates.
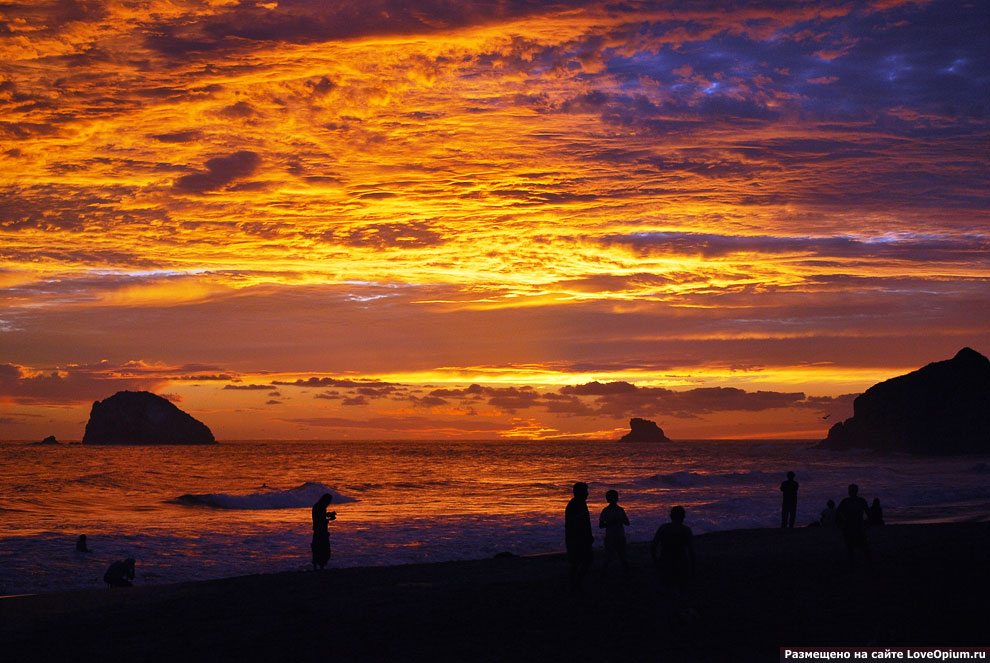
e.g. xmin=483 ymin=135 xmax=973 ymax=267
xmin=618 ymin=417 xmax=670 ymax=443
xmin=82 ymin=391 xmax=216 ymax=445
xmin=817 ymin=347 xmax=990 ymax=455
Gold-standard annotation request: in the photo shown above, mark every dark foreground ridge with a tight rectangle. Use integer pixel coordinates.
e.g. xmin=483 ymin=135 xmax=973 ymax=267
xmin=82 ymin=390 xmax=216 ymax=445
xmin=619 ymin=417 xmax=671 ymax=443
xmin=818 ymin=347 xmax=990 ymax=455
xmin=2 ymin=523 xmax=986 ymax=663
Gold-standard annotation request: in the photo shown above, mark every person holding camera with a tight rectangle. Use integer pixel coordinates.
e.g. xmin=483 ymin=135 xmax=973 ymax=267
xmin=311 ymin=493 xmax=336 ymax=570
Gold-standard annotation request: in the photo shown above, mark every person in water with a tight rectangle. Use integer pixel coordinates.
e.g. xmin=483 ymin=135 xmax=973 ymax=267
xmin=565 ymin=481 xmax=593 ymax=591
xmin=75 ymin=534 xmax=91 ymax=552
xmin=599 ymin=489 xmax=630 ymax=577
xmin=836 ymin=484 xmax=872 ymax=568
xmin=311 ymin=493 xmax=336 ymax=570
xmin=780 ymin=471 xmax=799 ymax=528
xmin=104 ymin=558 xmax=135 ymax=588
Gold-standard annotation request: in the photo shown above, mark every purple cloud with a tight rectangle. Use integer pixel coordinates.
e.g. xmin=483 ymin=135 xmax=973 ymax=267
xmin=174 ymin=151 xmax=260 ymax=193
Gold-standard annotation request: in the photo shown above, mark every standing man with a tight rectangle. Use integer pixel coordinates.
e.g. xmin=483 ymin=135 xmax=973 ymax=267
xmin=599 ymin=489 xmax=630 ymax=577
xmin=565 ymin=481 xmax=593 ymax=591
xmin=651 ymin=506 xmax=696 ymax=597
xmin=780 ymin=471 xmax=799 ymax=528
xmin=837 ymin=483 xmax=872 ymax=568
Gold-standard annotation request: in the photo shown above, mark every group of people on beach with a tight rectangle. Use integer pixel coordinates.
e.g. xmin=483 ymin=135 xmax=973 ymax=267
xmin=780 ymin=471 xmax=884 ymax=567
xmin=310 ymin=485 xmax=698 ymax=593
xmin=308 ymin=472 xmax=887 ymax=584
xmin=87 ymin=472 xmax=889 ymax=591
xmin=563 ymin=471 xmax=889 ymax=592
xmin=780 ymin=471 xmax=884 ymax=530
xmin=565 ymin=482 xmax=695 ymax=592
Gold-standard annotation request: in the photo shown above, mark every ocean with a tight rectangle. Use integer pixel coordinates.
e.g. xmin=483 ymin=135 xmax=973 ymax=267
xmin=2 ymin=439 xmax=989 ymax=596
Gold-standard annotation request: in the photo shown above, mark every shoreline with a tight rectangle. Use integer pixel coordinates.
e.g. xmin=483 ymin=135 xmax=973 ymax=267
xmin=3 ymin=522 xmax=987 ymax=662
xmin=4 ymin=513 xmax=986 ymax=600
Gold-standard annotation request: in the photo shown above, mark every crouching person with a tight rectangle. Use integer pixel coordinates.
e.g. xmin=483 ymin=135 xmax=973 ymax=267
xmin=104 ymin=558 xmax=135 ymax=588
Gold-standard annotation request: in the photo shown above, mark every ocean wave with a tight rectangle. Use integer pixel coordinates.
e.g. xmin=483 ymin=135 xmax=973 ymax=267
xmin=349 ymin=482 xmax=385 ymax=491
xmin=74 ymin=472 xmax=125 ymax=488
xmin=173 ymin=481 xmax=357 ymax=510
xmin=641 ymin=469 xmax=781 ymax=487
xmin=899 ymin=484 xmax=990 ymax=507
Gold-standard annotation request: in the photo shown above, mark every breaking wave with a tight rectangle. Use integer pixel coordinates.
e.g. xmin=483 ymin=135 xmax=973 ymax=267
xmin=173 ymin=481 xmax=357 ymax=509
xmin=643 ymin=470 xmax=780 ymax=487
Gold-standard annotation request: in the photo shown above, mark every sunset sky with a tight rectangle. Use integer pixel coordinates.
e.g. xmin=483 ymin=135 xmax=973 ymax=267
xmin=1 ymin=0 xmax=987 ymax=440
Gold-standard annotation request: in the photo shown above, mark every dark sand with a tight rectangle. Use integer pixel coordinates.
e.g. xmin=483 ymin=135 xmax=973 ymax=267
xmin=3 ymin=523 xmax=988 ymax=662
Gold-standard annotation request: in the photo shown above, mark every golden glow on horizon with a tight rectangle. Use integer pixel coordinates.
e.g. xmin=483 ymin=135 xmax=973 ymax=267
xmin=363 ymin=364 xmax=896 ymax=392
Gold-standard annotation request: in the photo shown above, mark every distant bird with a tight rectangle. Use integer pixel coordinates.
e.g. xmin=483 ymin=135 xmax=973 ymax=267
xmin=822 ymin=414 xmax=831 ymax=420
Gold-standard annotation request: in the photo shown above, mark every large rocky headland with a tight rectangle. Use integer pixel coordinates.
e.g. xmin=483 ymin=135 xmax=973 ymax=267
xmin=817 ymin=347 xmax=990 ymax=455
xmin=82 ymin=390 xmax=216 ymax=445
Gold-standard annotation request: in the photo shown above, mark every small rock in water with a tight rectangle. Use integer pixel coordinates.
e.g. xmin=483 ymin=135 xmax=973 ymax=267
xmin=619 ymin=417 xmax=671 ymax=443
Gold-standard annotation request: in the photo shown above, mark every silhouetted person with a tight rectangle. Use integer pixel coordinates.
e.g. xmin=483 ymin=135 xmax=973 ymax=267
xmin=651 ymin=506 xmax=695 ymax=596
xmin=104 ymin=558 xmax=135 ymax=588
xmin=311 ymin=493 xmax=336 ymax=570
xmin=836 ymin=484 xmax=872 ymax=568
xmin=599 ymin=489 xmax=630 ymax=577
xmin=820 ymin=499 xmax=836 ymax=527
xmin=565 ymin=481 xmax=593 ymax=591
xmin=868 ymin=498 xmax=884 ymax=527
xmin=780 ymin=471 xmax=798 ymax=528
xmin=75 ymin=534 xmax=91 ymax=552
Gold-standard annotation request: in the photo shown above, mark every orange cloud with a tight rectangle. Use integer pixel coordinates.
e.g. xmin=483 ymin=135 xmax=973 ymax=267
xmin=1 ymin=0 xmax=987 ymax=439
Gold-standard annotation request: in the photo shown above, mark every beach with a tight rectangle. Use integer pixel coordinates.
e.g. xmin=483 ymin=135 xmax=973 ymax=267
xmin=3 ymin=522 xmax=987 ymax=662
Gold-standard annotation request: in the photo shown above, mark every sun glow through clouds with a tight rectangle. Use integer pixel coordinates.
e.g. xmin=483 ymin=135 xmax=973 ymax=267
xmin=1 ymin=0 xmax=988 ymax=439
